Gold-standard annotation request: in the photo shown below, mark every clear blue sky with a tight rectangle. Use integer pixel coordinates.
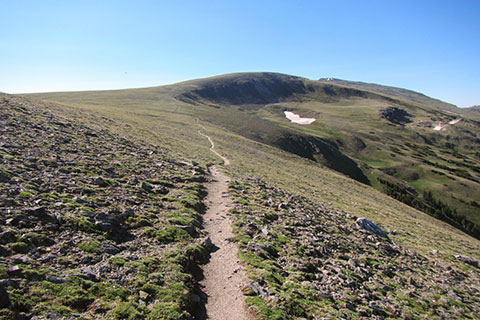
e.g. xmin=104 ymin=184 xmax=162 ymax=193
xmin=1 ymin=0 xmax=479 ymax=107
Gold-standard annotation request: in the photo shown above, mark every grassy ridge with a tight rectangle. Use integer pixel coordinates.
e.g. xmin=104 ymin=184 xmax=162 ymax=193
xmin=20 ymin=72 xmax=480 ymax=318
xmin=23 ymin=74 xmax=480 ymax=259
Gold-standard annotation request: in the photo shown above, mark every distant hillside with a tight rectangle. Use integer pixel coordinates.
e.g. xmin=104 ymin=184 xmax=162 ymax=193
xmin=318 ymin=78 xmax=460 ymax=113
xmin=468 ymin=105 xmax=480 ymax=112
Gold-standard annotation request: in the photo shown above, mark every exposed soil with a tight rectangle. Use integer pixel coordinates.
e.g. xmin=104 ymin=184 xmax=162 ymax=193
xmin=198 ymin=131 xmax=252 ymax=320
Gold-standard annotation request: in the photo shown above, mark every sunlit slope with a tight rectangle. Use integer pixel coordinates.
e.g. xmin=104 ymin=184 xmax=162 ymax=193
xmin=24 ymin=72 xmax=480 ymax=261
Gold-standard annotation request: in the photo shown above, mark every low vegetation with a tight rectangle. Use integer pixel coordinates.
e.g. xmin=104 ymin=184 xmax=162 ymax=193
xmin=0 ymin=94 xmax=209 ymax=319
xmin=1 ymin=72 xmax=477 ymax=319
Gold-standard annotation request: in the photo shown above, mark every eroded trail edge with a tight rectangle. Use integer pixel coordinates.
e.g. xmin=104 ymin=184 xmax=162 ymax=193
xmin=198 ymin=131 xmax=252 ymax=320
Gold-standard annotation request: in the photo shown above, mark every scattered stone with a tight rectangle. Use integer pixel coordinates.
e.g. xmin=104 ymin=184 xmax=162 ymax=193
xmin=45 ymin=275 xmax=66 ymax=284
xmin=245 ymin=223 xmax=258 ymax=237
xmin=139 ymin=291 xmax=150 ymax=301
xmin=94 ymin=177 xmax=109 ymax=187
xmin=0 ymin=171 xmax=10 ymax=183
xmin=141 ymin=181 xmax=153 ymax=192
xmin=377 ymin=243 xmax=400 ymax=256
xmin=248 ymin=281 xmax=271 ymax=298
xmin=0 ymin=230 xmax=18 ymax=244
xmin=6 ymin=214 xmax=34 ymax=228
xmin=316 ymin=291 xmax=333 ymax=301
xmin=7 ymin=265 xmax=22 ymax=277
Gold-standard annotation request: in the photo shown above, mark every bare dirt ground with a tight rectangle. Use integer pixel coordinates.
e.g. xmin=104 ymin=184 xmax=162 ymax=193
xmin=198 ymin=130 xmax=252 ymax=320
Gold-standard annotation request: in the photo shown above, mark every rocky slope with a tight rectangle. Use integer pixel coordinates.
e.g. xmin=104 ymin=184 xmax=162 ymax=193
xmin=0 ymin=94 xmax=210 ymax=319
xmin=229 ymin=177 xmax=480 ymax=319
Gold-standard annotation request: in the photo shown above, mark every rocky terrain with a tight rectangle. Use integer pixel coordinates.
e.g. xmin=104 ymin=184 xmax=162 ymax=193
xmin=0 ymin=94 xmax=209 ymax=319
xmin=229 ymin=177 xmax=480 ymax=319
xmin=380 ymin=107 xmax=413 ymax=125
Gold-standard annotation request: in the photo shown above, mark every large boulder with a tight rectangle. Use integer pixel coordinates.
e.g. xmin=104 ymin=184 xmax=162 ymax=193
xmin=356 ymin=218 xmax=389 ymax=239
xmin=455 ymin=255 xmax=478 ymax=268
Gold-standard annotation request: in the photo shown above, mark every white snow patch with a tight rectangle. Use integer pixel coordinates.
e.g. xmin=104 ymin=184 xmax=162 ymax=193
xmin=433 ymin=123 xmax=445 ymax=131
xmin=449 ymin=119 xmax=461 ymax=125
xmin=284 ymin=111 xmax=316 ymax=125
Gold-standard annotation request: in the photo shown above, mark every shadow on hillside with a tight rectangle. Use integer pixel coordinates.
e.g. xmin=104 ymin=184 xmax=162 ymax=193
xmin=188 ymin=244 xmax=220 ymax=320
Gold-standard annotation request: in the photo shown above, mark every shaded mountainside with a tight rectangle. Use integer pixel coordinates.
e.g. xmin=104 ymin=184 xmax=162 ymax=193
xmin=175 ymin=72 xmax=310 ymax=106
xmin=175 ymin=72 xmax=399 ymax=107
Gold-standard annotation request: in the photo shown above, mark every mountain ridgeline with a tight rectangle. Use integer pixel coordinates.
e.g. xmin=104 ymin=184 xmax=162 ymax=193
xmin=173 ymin=73 xmax=480 ymax=239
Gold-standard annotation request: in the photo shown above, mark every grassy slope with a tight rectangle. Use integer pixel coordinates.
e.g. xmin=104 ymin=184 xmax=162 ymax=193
xmin=23 ymin=75 xmax=480 ymax=318
xmin=261 ymin=98 xmax=480 ymax=228
xmin=0 ymin=94 xmax=212 ymax=319
xmin=25 ymin=83 xmax=479 ymax=260
xmin=148 ymin=73 xmax=480 ymax=237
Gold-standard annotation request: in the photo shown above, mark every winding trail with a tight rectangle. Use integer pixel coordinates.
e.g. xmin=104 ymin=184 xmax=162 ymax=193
xmin=198 ymin=130 xmax=230 ymax=166
xmin=198 ymin=130 xmax=252 ymax=320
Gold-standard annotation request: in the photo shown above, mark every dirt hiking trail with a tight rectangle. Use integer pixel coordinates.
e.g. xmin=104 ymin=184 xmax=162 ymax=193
xmin=198 ymin=130 xmax=252 ymax=320
xmin=198 ymin=130 xmax=230 ymax=166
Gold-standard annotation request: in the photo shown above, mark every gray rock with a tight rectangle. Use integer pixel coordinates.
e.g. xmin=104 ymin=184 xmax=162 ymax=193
xmin=100 ymin=243 xmax=120 ymax=255
xmin=94 ymin=177 xmax=109 ymax=187
xmin=377 ymin=243 xmax=400 ymax=256
xmin=0 ymin=279 xmax=21 ymax=289
xmin=356 ymin=217 xmax=389 ymax=239
xmin=10 ymin=254 xmax=32 ymax=264
xmin=141 ymin=181 xmax=153 ymax=192
xmin=25 ymin=206 xmax=48 ymax=219
xmin=94 ymin=213 xmax=122 ymax=233
xmin=7 ymin=265 xmax=22 ymax=277
xmin=0 ymin=230 xmax=18 ymax=244
xmin=247 ymin=241 xmax=278 ymax=257
xmin=316 ymin=291 xmax=333 ymax=300
xmin=454 ymin=255 xmax=478 ymax=268
xmin=248 ymin=282 xmax=271 ymax=298
xmin=45 ymin=275 xmax=66 ymax=284
xmin=6 ymin=214 xmax=34 ymax=228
